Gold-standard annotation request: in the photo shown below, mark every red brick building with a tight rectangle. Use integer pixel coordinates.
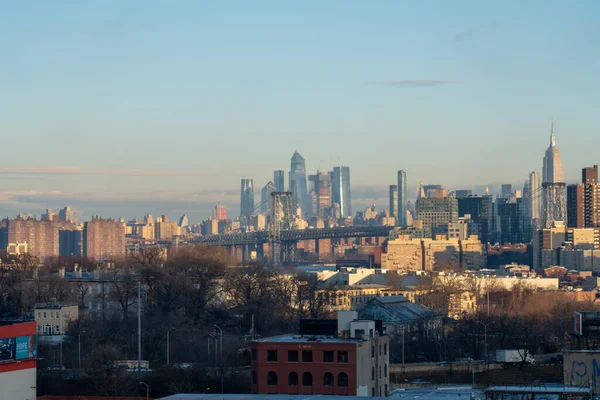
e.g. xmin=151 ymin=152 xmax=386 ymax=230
xmin=251 ymin=311 xmax=389 ymax=397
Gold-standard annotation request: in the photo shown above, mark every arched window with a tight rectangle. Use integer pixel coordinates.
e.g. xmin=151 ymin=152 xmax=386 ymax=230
xmin=324 ymin=372 xmax=334 ymax=387
xmin=252 ymin=371 xmax=257 ymax=384
xmin=302 ymin=372 xmax=313 ymax=386
xmin=267 ymin=371 xmax=278 ymax=386
xmin=288 ymin=372 xmax=298 ymax=386
xmin=384 ymin=364 xmax=388 ymax=377
xmin=338 ymin=372 xmax=349 ymax=387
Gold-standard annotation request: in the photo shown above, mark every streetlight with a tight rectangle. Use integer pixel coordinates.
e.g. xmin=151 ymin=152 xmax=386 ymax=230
xmin=214 ymin=325 xmax=223 ymax=361
xmin=78 ymin=332 xmax=83 ymax=370
xmin=139 ymin=381 xmax=149 ymax=400
xmin=167 ymin=327 xmax=176 ymax=367
xmin=476 ymin=321 xmax=489 ymax=366
xmin=210 ymin=333 xmax=218 ymax=364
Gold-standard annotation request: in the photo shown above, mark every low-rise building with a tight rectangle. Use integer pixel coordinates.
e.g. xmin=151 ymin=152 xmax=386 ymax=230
xmin=250 ymin=311 xmax=389 ymax=397
xmin=34 ymin=304 xmax=78 ymax=335
xmin=0 ymin=321 xmax=37 ymax=400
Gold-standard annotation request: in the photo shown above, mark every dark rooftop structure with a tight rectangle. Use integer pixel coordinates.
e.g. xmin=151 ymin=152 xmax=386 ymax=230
xmin=358 ymin=295 xmax=440 ymax=325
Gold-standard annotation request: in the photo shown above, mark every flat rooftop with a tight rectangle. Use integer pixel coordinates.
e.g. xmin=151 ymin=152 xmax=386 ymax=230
xmin=253 ymin=334 xmax=363 ymax=344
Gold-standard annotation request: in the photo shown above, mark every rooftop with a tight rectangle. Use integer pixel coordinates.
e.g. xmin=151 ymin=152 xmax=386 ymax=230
xmin=359 ymin=296 xmax=440 ymax=324
xmin=253 ymin=334 xmax=363 ymax=344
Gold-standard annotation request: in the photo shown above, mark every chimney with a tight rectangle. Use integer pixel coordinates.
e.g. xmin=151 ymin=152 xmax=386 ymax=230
xmin=58 ymin=267 xmax=65 ymax=279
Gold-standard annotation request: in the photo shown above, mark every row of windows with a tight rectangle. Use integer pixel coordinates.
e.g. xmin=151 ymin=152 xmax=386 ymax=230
xmin=37 ymin=311 xmax=60 ymax=319
xmin=257 ymin=350 xmax=349 ymax=363
xmin=371 ymin=365 xmax=388 ymax=380
xmin=253 ymin=371 xmax=349 ymax=388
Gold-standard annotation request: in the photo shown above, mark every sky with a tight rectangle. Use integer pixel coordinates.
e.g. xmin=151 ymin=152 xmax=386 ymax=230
xmin=1 ymin=1 xmax=599 ymax=222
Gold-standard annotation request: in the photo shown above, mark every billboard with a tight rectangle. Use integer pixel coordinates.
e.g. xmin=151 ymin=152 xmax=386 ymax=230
xmin=0 ymin=338 xmax=15 ymax=361
xmin=16 ymin=336 xmax=36 ymax=359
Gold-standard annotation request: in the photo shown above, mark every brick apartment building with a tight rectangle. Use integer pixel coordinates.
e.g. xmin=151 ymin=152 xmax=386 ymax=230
xmin=83 ymin=217 xmax=126 ymax=260
xmin=251 ymin=311 xmax=389 ymax=397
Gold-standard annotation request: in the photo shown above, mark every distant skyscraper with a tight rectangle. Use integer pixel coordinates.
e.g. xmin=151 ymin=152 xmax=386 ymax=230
xmin=83 ymin=217 xmax=126 ymax=260
xmin=389 ymin=185 xmax=398 ymax=218
xmin=501 ymin=184 xmax=513 ymax=197
xmin=261 ymin=181 xmax=276 ymax=214
xmin=454 ymin=190 xmax=472 ymax=199
xmin=583 ymin=165 xmax=598 ymax=186
xmin=332 ymin=166 xmax=351 ymax=218
xmin=397 ymin=171 xmax=407 ymax=226
xmin=289 ymin=151 xmax=308 ymax=212
xmin=309 ymin=171 xmax=331 ymax=217
xmin=567 ymin=165 xmax=600 ymax=229
xmin=541 ymin=123 xmax=566 ymax=228
xmin=529 ymin=171 xmax=541 ymax=222
xmin=274 ymin=170 xmax=285 ymax=192
xmin=240 ymin=178 xmax=255 ymax=218
xmin=59 ymin=206 xmax=77 ymax=224
xmin=178 ymin=214 xmax=189 ymax=228
xmin=214 ymin=202 xmax=227 ymax=220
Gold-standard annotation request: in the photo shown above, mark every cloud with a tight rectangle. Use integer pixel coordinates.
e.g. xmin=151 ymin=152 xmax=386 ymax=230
xmin=0 ymin=166 xmax=210 ymax=177
xmin=366 ymin=80 xmax=457 ymax=88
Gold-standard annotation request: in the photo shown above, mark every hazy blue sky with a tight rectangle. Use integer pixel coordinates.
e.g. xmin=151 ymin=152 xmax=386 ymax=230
xmin=1 ymin=1 xmax=599 ymax=221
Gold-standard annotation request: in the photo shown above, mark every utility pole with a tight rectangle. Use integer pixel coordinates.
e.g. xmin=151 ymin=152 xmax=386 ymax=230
xmin=214 ymin=325 xmax=223 ymax=361
xmin=401 ymin=325 xmax=405 ymax=366
xmin=138 ymin=281 xmax=141 ymax=373
xmin=78 ymin=333 xmax=81 ymax=370
xmin=477 ymin=321 xmax=489 ymax=367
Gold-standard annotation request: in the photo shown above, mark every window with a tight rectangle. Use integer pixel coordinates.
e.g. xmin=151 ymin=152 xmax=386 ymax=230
xmin=385 ymin=384 xmax=388 ymax=396
xmin=384 ymin=364 xmax=388 ymax=377
xmin=338 ymin=372 xmax=348 ymax=387
xmin=372 ymin=388 xmax=376 ymax=397
xmin=324 ymin=372 xmax=334 ymax=387
xmin=380 ymin=366 xmax=382 ymax=378
xmin=384 ymin=343 xmax=387 ymax=355
xmin=267 ymin=371 xmax=278 ymax=386
xmin=302 ymin=372 xmax=312 ymax=386
xmin=355 ymin=329 xmax=365 ymax=338
xmin=252 ymin=371 xmax=257 ymax=385
xmin=288 ymin=372 xmax=298 ymax=386
xmin=267 ymin=350 xmax=278 ymax=362
xmin=288 ymin=350 xmax=298 ymax=362
xmin=251 ymin=349 xmax=257 ymax=362
xmin=379 ymin=344 xmax=382 ymax=356
xmin=43 ymin=312 xmax=47 ymax=318
xmin=371 ymin=345 xmax=374 ymax=358
xmin=50 ymin=312 xmax=54 ymax=319
xmin=371 ymin=367 xmax=375 ymax=380
xmin=37 ymin=312 xmax=40 ymax=318
xmin=302 ymin=350 xmax=312 ymax=362
xmin=323 ymin=351 xmax=334 ymax=363
xmin=338 ymin=351 xmax=348 ymax=363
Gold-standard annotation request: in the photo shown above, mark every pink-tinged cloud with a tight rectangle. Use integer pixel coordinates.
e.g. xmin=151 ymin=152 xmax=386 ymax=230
xmin=0 ymin=165 xmax=211 ymax=177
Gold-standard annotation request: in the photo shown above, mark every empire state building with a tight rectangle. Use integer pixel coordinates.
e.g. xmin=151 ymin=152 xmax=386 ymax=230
xmin=541 ymin=123 xmax=567 ymax=228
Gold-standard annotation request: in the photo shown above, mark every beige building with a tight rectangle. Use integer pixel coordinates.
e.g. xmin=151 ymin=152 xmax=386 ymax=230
xmin=83 ymin=217 xmax=126 ymax=260
xmin=317 ymin=284 xmax=402 ymax=312
xmin=155 ymin=215 xmax=180 ymax=240
xmin=34 ymin=304 xmax=78 ymax=335
xmin=381 ymin=235 xmax=486 ymax=271
xmin=7 ymin=217 xmax=76 ymax=259
xmin=533 ymin=222 xmax=600 ymax=269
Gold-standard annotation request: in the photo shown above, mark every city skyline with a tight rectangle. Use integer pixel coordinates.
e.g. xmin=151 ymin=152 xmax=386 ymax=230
xmin=1 ymin=2 xmax=600 ymax=222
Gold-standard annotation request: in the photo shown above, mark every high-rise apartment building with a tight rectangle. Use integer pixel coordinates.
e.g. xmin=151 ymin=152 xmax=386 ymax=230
xmin=4 ymin=217 xmax=76 ymax=259
xmin=289 ymin=151 xmax=308 ymax=213
xmin=454 ymin=190 xmax=472 ymax=199
xmin=457 ymin=195 xmax=492 ymax=243
xmin=240 ymin=178 xmax=255 ymax=218
xmin=582 ymin=165 xmax=598 ymax=186
xmin=496 ymin=196 xmax=532 ymax=244
xmin=155 ymin=214 xmax=180 ymax=239
xmin=274 ymin=170 xmax=285 ymax=192
xmin=83 ymin=217 xmax=126 ymax=260
xmin=389 ymin=185 xmax=398 ymax=218
xmin=397 ymin=171 xmax=407 ymax=226
xmin=567 ymin=166 xmax=600 ymax=229
xmin=261 ymin=181 xmax=276 ymax=214
xmin=567 ymin=184 xmax=585 ymax=228
xmin=332 ymin=166 xmax=351 ymax=219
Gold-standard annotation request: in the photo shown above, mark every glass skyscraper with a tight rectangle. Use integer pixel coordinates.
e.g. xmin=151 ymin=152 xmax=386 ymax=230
xmin=397 ymin=170 xmax=407 ymax=226
xmin=332 ymin=166 xmax=351 ymax=218
xmin=289 ymin=151 xmax=308 ymax=212
xmin=240 ymin=178 xmax=255 ymax=218
xmin=389 ymin=185 xmax=398 ymax=218
xmin=261 ymin=181 xmax=276 ymax=214
xmin=274 ymin=170 xmax=285 ymax=192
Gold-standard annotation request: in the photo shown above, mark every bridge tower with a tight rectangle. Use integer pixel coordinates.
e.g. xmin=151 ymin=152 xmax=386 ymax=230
xmin=269 ymin=192 xmax=294 ymax=266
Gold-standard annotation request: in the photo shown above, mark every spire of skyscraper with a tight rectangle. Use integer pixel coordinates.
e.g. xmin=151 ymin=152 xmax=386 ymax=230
xmin=417 ymin=181 xmax=426 ymax=199
xmin=541 ymin=122 xmax=566 ymax=228
xmin=550 ymin=120 xmax=556 ymax=147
